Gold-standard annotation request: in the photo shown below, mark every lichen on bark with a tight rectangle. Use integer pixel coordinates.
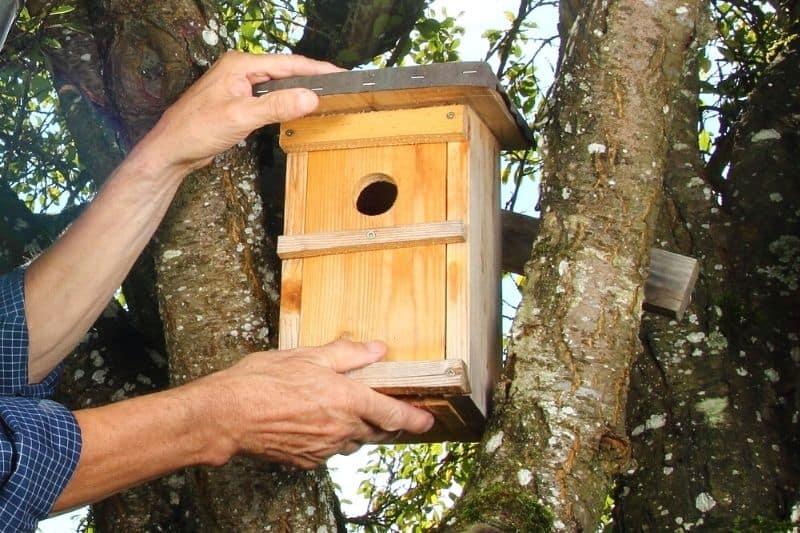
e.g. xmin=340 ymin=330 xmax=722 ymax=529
xmin=441 ymin=0 xmax=705 ymax=530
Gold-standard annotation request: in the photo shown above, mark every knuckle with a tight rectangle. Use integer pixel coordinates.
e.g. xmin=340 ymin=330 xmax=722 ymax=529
xmin=381 ymin=403 xmax=404 ymax=432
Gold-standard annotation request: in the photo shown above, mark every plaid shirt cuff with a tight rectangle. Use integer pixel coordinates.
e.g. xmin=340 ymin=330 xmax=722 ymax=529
xmin=0 ymin=268 xmax=62 ymax=397
xmin=0 ymin=397 xmax=82 ymax=532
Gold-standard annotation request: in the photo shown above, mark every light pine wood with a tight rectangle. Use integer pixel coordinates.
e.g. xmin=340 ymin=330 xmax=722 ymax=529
xmin=274 ymin=87 xmax=524 ymax=441
xmin=297 ymin=144 xmax=448 ymax=362
xmin=395 ymin=397 xmax=483 ymax=442
xmin=345 ymin=360 xmax=470 ymax=395
xmin=279 ymin=105 xmax=468 ymax=153
xmin=278 ymin=260 xmax=302 ymax=350
xmin=276 ymin=221 xmax=466 ymax=259
xmin=644 ymin=248 xmax=700 ymax=320
xmin=309 ymin=86 xmax=527 ymax=149
xmin=278 ymin=152 xmax=308 ymax=350
xmin=445 ymin=139 xmax=470 ymax=392
xmin=499 ymin=210 xmax=699 ymax=319
xmin=444 ymin=107 xmax=501 ymax=429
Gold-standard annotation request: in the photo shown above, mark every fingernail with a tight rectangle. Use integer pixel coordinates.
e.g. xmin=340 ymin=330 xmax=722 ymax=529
xmin=365 ymin=341 xmax=386 ymax=355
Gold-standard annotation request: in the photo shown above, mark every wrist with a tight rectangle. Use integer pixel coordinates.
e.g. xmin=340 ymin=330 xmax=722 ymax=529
xmin=178 ymin=378 xmax=239 ymax=467
xmin=123 ymin=121 xmax=196 ymax=184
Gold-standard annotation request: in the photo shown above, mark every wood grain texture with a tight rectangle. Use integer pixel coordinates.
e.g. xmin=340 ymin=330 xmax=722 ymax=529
xmin=297 ymin=144 xmax=447 ymax=361
xmin=395 ymin=397 xmax=484 ymax=442
xmin=643 ymin=248 xmax=700 ymax=320
xmin=466 ymin=106 xmax=501 ymax=420
xmin=345 ymin=359 xmax=470 ymax=395
xmin=278 ymin=152 xmax=308 ymax=350
xmin=445 ymin=106 xmax=501 ymax=426
xmin=276 ymin=221 xmax=465 ymax=259
xmin=279 ymin=105 xmax=467 ymax=152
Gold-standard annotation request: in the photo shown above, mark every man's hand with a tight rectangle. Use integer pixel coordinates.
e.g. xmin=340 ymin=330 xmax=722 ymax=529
xmin=135 ymin=51 xmax=342 ymax=174
xmin=192 ymin=340 xmax=435 ymax=469
xmin=25 ymin=52 xmax=340 ymax=382
xmin=56 ymin=340 xmax=434 ymax=511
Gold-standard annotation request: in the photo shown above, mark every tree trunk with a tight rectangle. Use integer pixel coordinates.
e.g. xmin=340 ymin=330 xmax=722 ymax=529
xmin=616 ymin=37 xmax=800 ymax=530
xmin=293 ymin=0 xmax=426 ymax=68
xmin=440 ymin=0 xmax=704 ymax=530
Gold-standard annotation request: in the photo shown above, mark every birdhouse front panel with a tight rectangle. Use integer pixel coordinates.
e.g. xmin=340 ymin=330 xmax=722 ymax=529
xmin=299 ymin=144 xmax=448 ymax=361
xmin=256 ymin=62 xmax=533 ymax=442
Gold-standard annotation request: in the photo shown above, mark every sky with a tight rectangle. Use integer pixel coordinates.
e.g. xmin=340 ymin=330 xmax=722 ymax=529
xmin=39 ymin=1 xmax=554 ymax=530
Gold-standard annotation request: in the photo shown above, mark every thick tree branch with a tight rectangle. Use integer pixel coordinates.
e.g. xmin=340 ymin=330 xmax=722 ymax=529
xmin=293 ymin=0 xmax=428 ymax=68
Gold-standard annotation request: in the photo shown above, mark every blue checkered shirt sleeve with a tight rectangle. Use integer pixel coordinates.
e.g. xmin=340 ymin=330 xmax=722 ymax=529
xmin=0 ymin=269 xmax=82 ymax=532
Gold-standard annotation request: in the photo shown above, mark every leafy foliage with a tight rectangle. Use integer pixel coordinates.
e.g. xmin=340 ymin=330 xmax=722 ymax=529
xmin=219 ymin=0 xmax=300 ymax=53
xmin=700 ymin=0 xmax=797 ymax=176
xmin=0 ymin=7 xmax=87 ymax=213
xmin=345 ymin=443 xmax=476 ymax=532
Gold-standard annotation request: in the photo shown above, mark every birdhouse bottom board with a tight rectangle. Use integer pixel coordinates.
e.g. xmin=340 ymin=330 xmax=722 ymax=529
xmin=277 ymin=104 xmax=502 ymax=442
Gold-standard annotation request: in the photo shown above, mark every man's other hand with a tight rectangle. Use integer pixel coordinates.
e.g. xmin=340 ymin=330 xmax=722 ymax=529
xmin=190 ymin=340 xmax=435 ymax=469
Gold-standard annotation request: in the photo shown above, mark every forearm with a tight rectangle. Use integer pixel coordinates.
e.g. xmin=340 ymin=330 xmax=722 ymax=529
xmin=25 ymin=136 xmax=188 ymax=382
xmin=52 ymin=382 xmax=228 ymax=512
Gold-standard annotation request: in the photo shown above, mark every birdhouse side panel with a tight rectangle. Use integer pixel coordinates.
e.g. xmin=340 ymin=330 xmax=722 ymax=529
xmin=445 ymin=106 xmax=502 ymax=420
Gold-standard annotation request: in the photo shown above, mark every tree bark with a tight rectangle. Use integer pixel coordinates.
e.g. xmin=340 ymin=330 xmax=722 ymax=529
xmin=440 ymin=0 xmax=704 ymax=530
xmin=294 ymin=0 xmax=427 ymax=68
xmin=617 ymin=37 xmax=799 ymax=530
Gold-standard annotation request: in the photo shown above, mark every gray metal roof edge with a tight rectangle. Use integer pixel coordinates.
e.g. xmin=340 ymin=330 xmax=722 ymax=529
xmin=252 ymin=61 xmax=534 ymax=148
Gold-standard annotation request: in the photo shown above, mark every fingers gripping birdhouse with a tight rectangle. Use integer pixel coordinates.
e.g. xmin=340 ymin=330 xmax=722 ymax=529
xmin=255 ymin=62 xmax=533 ymax=442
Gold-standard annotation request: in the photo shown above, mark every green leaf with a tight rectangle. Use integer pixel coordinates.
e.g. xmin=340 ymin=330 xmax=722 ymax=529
xmin=49 ymin=4 xmax=76 ymax=16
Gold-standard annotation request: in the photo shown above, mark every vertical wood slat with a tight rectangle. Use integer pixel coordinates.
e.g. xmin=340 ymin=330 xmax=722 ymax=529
xmin=446 ymin=106 xmax=502 ymax=420
xmin=279 ymin=152 xmax=308 ymax=350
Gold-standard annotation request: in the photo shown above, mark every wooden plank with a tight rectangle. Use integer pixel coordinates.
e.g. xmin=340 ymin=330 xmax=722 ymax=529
xmin=499 ymin=210 xmax=700 ymax=319
xmin=346 ymin=360 xmax=470 ymax=395
xmin=279 ymin=105 xmax=467 ymax=153
xmin=253 ymin=61 xmax=533 ymax=149
xmin=445 ymin=107 xmax=501 ymax=422
xmin=278 ymin=152 xmax=308 ymax=350
xmin=643 ymin=248 xmax=700 ymax=320
xmin=278 ymin=260 xmax=302 ymax=350
xmin=277 ymin=221 xmax=465 ymax=259
xmin=298 ymin=144 xmax=447 ymax=362
xmin=501 ymin=209 xmax=541 ymax=274
xmin=465 ymin=106 xmax=501 ymax=420
xmin=396 ymin=397 xmax=483 ymax=442
xmin=445 ymin=139 xmax=470 ymax=395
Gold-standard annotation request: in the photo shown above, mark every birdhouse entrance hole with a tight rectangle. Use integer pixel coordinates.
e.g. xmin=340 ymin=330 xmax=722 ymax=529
xmin=355 ymin=173 xmax=398 ymax=216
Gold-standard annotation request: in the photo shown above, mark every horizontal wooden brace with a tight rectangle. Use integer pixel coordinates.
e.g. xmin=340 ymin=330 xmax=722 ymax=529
xmin=279 ymin=104 xmax=468 ymax=152
xmin=277 ymin=221 xmax=466 ymax=260
xmin=345 ymin=359 xmax=471 ymax=396
xmin=643 ymin=248 xmax=701 ymax=320
xmin=500 ymin=210 xmax=699 ymax=320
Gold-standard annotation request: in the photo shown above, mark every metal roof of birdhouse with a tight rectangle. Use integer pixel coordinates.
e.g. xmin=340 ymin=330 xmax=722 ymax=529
xmin=253 ymin=61 xmax=534 ymax=150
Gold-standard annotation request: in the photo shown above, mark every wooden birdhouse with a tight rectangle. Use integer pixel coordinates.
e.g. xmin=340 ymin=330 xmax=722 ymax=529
xmin=254 ymin=62 xmax=533 ymax=442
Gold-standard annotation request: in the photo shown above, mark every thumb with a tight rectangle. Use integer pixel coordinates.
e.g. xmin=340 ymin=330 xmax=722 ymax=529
xmin=311 ymin=339 xmax=387 ymax=374
xmin=252 ymin=88 xmax=319 ymax=125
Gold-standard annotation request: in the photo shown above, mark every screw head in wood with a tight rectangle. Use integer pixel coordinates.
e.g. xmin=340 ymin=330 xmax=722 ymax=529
xmin=366 ymin=230 xmax=376 ymax=239
xmin=285 ymin=129 xmax=294 ymax=136
xmin=446 ymin=111 xmax=456 ymax=119
xmin=445 ymin=368 xmax=456 ymax=377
